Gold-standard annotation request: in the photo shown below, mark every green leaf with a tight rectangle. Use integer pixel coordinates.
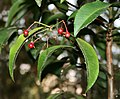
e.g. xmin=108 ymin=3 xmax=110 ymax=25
xmin=0 ymin=27 xmax=17 ymax=53
xmin=11 ymin=8 xmax=28 ymax=26
xmin=60 ymin=0 xmax=65 ymax=3
xmin=76 ymin=38 xmax=99 ymax=92
xmin=37 ymin=45 xmax=73 ymax=80
xmin=74 ymin=1 xmax=110 ymax=37
xmin=5 ymin=0 xmax=26 ymax=27
xmin=44 ymin=13 xmax=66 ymax=24
xmin=99 ymin=71 xmax=106 ymax=80
xmin=11 ymin=0 xmax=18 ymax=4
xmin=35 ymin=0 xmax=42 ymax=7
xmin=95 ymin=42 xmax=106 ymax=59
xmin=111 ymin=2 xmax=120 ymax=7
xmin=9 ymin=34 xmax=25 ymax=81
xmin=54 ymin=1 xmax=68 ymax=13
xmin=9 ymin=27 xmax=44 ymax=81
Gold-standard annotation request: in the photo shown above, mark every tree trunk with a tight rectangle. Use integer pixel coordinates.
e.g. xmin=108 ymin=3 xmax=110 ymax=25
xmin=106 ymin=27 xmax=114 ymax=99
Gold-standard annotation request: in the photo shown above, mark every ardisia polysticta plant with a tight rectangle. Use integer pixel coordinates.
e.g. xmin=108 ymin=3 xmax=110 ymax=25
xmin=9 ymin=19 xmax=99 ymax=93
xmin=1 ymin=0 xmax=118 ymax=98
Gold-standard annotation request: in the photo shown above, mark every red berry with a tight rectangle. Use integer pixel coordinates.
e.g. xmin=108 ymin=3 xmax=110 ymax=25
xmin=23 ymin=30 xmax=29 ymax=37
xmin=58 ymin=28 xmax=64 ymax=35
xmin=28 ymin=42 xmax=34 ymax=49
xmin=65 ymin=31 xmax=70 ymax=38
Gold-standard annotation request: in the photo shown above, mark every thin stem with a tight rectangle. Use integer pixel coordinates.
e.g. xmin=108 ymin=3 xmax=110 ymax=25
xmin=33 ymin=37 xmax=41 ymax=43
xmin=26 ymin=28 xmax=49 ymax=43
xmin=33 ymin=32 xmax=48 ymax=43
xmin=46 ymin=36 xmax=49 ymax=48
xmin=62 ymin=20 xmax=68 ymax=32
xmin=34 ymin=21 xmax=51 ymax=28
xmin=27 ymin=22 xmax=36 ymax=30
xmin=27 ymin=21 xmax=51 ymax=30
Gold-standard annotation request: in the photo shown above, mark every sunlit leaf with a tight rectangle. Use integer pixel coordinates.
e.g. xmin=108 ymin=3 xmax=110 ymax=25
xmin=35 ymin=0 xmax=42 ymax=7
xmin=76 ymin=38 xmax=99 ymax=92
xmin=9 ymin=27 xmax=44 ymax=81
xmin=74 ymin=1 xmax=110 ymax=37
xmin=0 ymin=27 xmax=17 ymax=53
xmin=37 ymin=45 xmax=73 ymax=80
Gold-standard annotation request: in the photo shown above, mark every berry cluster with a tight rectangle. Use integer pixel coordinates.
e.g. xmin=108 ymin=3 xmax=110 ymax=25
xmin=57 ymin=28 xmax=70 ymax=38
xmin=23 ymin=20 xmax=70 ymax=49
xmin=23 ymin=30 xmax=34 ymax=49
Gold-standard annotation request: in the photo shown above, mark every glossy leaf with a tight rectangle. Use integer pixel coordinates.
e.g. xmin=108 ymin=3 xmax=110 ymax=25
xmin=74 ymin=1 xmax=110 ymax=37
xmin=37 ymin=45 xmax=73 ymax=80
xmin=9 ymin=27 xmax=44 ymax=81
xmin=35 ymin=0 xmax=42 ymax=7
xmin=5 ymin=0 xmax=26 ymax=27
xmin=0 ymin=27 xmax=17 ymax=53
xmin=76 ymin=38 xmax=99 ymax=92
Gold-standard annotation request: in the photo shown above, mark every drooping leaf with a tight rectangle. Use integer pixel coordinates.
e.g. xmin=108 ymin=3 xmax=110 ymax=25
xmin=5 ymin=0 xmax=26 ymax=27
xmin=35 ymin=0 xmax=42 ymax=7
xmin=0 ymin=27 xmax=17 ymax=53
xmin=9 ymin=27 xmax=44 ymax=81
xmin=37 ymin=45 xmax=73 ymax=80
xmin=76 ymin=38 xmax=99 ymax=92
xmin=9 ymin=34 xmax=25 ymax=81
xmin=10 ymin=6 xmax=29 ymax=26
xmin=60 ymin=0 xmax=65 ymax=3
xmin=74 ymin=1 xmax=110 ymax=37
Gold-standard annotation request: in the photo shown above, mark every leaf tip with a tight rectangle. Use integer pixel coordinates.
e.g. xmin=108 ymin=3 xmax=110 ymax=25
xmin=9 ymin=72 xmax=15 ymax=82
xmin=74 ymin=30 xmax=78 ymax=37
xmin=37 ymin=70 xmax=42 ymax=81
xmin=38 ymin=4 xmax=41 ymax=7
